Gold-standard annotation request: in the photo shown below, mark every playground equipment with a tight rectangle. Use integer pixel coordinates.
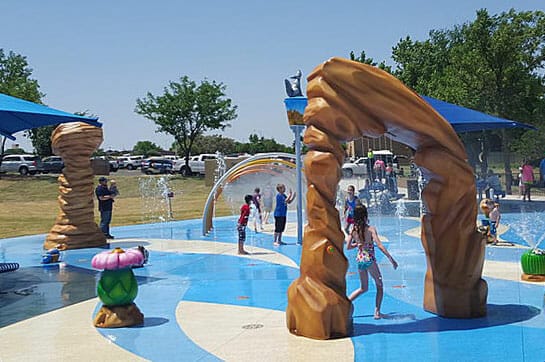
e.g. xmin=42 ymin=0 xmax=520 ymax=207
xmin=286 ymin=58 xmax=487 ymax=339
xmin=41 ymin=247 xmax=63 ymax=264
xmin=202 ymin=153 xmax=300 ymax=235
xmin=0 ymin=262 xmax=19 ymax=273
xmin=44 ymin=122 xmax=107 ymax=250
xmin=521 ymin=248 xmax=545 ymax=282
xmin=92 ymin=247 xmax=145 ymax=328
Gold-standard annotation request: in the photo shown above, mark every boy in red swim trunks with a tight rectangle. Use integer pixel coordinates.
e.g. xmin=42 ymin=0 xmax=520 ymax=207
xmin=237 ymin=195 xmax=253 ymax=255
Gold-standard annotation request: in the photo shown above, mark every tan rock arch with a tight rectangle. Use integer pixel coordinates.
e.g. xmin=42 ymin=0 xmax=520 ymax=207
xmin=286 ymin=58 xmax=487 ymax=339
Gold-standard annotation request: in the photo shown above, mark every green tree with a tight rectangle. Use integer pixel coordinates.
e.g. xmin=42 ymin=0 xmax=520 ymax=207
xmin=182 ymin=134 xmax=238 ymax=155
xmin=390 ymin=9 xmax=545 ymax=192
xmin=0 ymin=50 xmax=92 ymax=158
xmin=0 ymin=49 xmax=42 ymax=102
xmin=29 ymin=110 xmax=98 ymax=158
xmin=235 ymin=134 xmax=293 ymax=154
xmin=135 ymin=76 xmax=237 ymax=169
xmin=27 ymin=125 xmax=55 ymax=157
xmin=0 ymin=49 xmax=44 ymax=161
xmin=3 ymin=147 xmax=27 ymax=155
xmin=92 ymin=148 xmax=106 ymax=157
xmin=349 ymin=50 xmax=392 ymax=73
xmin=132 ymin=140 xmax=162 ymax=157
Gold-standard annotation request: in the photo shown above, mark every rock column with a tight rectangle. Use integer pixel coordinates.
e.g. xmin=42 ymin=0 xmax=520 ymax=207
xmin=44 ymin=122 xmax=107 ymax=250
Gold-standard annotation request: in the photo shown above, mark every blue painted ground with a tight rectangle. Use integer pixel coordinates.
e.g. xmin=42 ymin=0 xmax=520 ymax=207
xmin=1 ymin=211 xmax=544 ymax=361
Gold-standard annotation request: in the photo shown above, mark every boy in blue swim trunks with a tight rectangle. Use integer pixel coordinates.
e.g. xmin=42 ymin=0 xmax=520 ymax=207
xmin=489 ymin=201 xmax=501 ymax=245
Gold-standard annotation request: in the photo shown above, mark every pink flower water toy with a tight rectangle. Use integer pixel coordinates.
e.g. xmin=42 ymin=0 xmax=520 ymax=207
xmin=92 ymin=247 xmax=144 ymax=270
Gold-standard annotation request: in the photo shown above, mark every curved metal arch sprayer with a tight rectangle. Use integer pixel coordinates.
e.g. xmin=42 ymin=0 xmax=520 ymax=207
xmin=202 ymin=153 xmax=298 ymax=235
xmin=286 ymin=58 xmax=487 ymax=340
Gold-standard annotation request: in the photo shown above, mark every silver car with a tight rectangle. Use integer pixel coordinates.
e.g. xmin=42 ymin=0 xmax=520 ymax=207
xmin=0 ymin=154 xmax=43 ymax=175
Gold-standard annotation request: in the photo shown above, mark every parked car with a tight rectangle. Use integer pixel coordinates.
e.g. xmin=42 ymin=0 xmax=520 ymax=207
xmin=0 ymin=154 xmax=43 ymax=175
xmin=173 ymin=154 xmax=216 ymax=176
xmin=117 ymin=155 xmax=144 ymax=170
xmin=141 ymin=158 xmax=174 ymax=175
xmin=342 ymin=150 xmax=399 ymax=178
xmin=91 ymin=156 xmax=119 ymax=172
xmin=41 ymin=156 xmax=64 ymax=174
xmin=162 ymin=155 xmax=179 ymax=162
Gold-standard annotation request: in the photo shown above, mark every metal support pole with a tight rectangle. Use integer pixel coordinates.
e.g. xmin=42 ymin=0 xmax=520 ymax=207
xmin=284 ymin=95 xmax=307 ymax=245
xmin=292 ymin=125 xmax=304 ymax=245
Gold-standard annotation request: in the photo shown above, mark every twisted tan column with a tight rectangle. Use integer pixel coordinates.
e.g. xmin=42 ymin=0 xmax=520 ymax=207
xmin=44 ymin=122 xmax=107 ymax=250
xmin=287 ymin=58 xmax=487 ymax=339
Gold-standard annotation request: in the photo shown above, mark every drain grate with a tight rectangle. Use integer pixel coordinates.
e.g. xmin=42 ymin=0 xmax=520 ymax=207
xmin=14 ymin=286 xmax=37 ymax=296
xmin=242 ymin=323 xmax=264 ymax=330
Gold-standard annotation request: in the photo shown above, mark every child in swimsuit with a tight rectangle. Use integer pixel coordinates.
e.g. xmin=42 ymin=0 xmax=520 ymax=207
xmin=344 ymin=185 xmax=358 ymax=234
xmin=346 ymin=203 xmax=398 ymax=319
xmin=489 ymin=201 xmax=501 ymax=245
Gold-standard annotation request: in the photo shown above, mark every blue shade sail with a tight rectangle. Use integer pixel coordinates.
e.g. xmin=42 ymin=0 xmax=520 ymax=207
xmin=0 ymin=93 xmax=102 ymax=140
xmin=421 ymin=96 xmax=536 ymax=133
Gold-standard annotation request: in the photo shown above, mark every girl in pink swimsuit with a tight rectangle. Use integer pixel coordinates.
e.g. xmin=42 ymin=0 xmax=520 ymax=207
xmin=346 ymin=204 xmax=398 ymax=319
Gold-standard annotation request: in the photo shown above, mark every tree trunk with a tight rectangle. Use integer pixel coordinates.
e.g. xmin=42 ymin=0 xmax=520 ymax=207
xmin=478 ymin=132 xmax=489 ymax=178
xmin=184 ymin=150 xmax=190 ymax=168
xmin=502 ymin=130 xmax=513 ymax=195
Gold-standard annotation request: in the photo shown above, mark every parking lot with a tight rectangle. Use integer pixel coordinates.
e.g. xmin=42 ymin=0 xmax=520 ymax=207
xmin=0 ymin=167 xmax=148 ymax=178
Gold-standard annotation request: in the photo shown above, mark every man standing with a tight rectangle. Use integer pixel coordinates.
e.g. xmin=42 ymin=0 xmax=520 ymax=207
xmin=95 ymin=177 xmax=115 ymax=239
xmin=366 ymin=148 xmax=375 ymax=180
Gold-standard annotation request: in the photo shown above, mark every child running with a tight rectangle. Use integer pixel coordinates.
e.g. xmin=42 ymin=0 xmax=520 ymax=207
xmin=237 ymin=195 xmax=253 ymax=255
xmin=346 ymin=203 xmax=398 ymax=319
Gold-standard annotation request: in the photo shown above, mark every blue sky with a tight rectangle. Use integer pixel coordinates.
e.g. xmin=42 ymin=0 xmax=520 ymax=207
xmin=1 ymin=0 xmax=544 ymax=152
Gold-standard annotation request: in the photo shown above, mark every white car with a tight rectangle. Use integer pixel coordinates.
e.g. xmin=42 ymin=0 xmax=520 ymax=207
xmin=162 ymin=155 xmax=179 ymax=162
xmin=117 ymin=155 xmax=144 ymax=170
xmin=342 ymin=150 xmax=398 ymax=178
xmin=342 ymin=157 xmax=369 ymax=177
xmin=0 ymin=154 xmax=43 ymax=175
xmin=174 ymin=154 xmax=216 ymax=176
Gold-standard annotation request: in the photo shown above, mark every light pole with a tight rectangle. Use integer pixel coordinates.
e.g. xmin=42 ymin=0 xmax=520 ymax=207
xmin=284 ymin=95 xmax=307 ymax=245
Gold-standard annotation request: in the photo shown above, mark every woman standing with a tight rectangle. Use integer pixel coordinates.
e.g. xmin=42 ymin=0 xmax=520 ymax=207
xmin=346 ymin=204 xmax=398 ymax=319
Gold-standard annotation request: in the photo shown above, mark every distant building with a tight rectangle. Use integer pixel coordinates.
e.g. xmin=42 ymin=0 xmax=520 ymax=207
xmin=346 ymin=136 xmax=413 ymax=159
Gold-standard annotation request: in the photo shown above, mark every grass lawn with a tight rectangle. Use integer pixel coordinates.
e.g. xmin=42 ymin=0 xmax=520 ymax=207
xmin=0 ymin=174 xmax=232 ymax=239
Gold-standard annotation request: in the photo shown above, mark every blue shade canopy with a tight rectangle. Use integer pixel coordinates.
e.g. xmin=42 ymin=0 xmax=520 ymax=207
xmin=422 ymin=95 xmax=537 ymax=133
xmin=0 ymin=93 xmax=102 ymax=140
